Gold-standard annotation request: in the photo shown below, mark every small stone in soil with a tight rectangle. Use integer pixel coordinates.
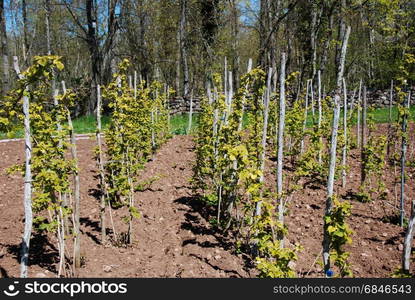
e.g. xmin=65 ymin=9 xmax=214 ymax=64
xmin=103 ymin=265 xmax=112 ymax=273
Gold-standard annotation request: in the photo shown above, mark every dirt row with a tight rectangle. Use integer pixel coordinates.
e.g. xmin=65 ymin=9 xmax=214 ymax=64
xmin=0 ymin=127 xmax=414 ymax=277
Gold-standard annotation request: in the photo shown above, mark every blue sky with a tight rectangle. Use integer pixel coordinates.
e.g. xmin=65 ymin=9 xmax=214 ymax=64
xmin=4 ymin=0 xmax=261 ymax=33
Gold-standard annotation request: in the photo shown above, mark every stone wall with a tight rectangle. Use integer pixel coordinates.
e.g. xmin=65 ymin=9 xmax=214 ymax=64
xmin=168 ymin=97 xmax=201 ymax=114
xmin=361 ymin=89 xmax=414 ymax=108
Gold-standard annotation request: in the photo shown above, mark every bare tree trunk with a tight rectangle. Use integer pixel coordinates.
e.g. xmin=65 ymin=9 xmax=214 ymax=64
xmin=335 ymin=0 xmax=346 ymax=69
xmin=175 ymin=30 xmax=181 ymax=95
xmin=319 ymin=13 xmax=334 ymax=83
xmin=179 ymin=0 xmax=190 ymax=99
xmin=86 ymin=0 xmax=101 ymax=115
xmin=258 ymin=0 xmax=268 ymax=67
xmin=310 ymin=3 xmax=318 ymax=82
xmin=45 ymin=0 xmax=52 ymax=56
xmin=230 ymin=0 xmax=240 ymax=90
xmin=322 ymin=26 xmax=350 ymax=276
xmin=0 ymin=0 xmax=9 ymax=95
xmin=14 ymin=57 xmax=32 ymax=278
xmin=277 ymin=53 xmax=287 ymax=247
xmin=22 ymin=0 xmax=29 ymax=63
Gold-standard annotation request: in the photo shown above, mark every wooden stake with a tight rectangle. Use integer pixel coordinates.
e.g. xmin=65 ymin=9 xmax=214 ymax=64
xmin=300 ymin=80 xmax=310 ymax=154
xmin=317 ymin=70 xmax=322 ymax=164
xmin=96 ymin=84 xmax=107 ymax=244
xmin=238 ymin=58 xmax=253 ymax=131
xmin=63 ymin=83 xmax=81 ymax=271
xmin=14 ymin=56 xmax=33 ymax=278
xmin=277 ymin=53 xmax=287 ymax=248
xmin=400 ymin=91 xmax=410 ymax=227
xmin=256 ymin=67 xmax=272 ymax=217
xmin=187 ymin=90 xmax=193 ymax=134
xmin=323 ymin=25 xmax=350 ymax=276
xmin=402 ymin=200 xmax=415 ymax=273
xmin=357 ymin=79 xmax=362 ymax=148
xmin=341 ymin=78 xmax=348 ymax=188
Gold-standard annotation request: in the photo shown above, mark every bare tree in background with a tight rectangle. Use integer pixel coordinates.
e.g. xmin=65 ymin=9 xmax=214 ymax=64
xmin=0 ymin=0 xmax=9 ymax=95
xmin=179 ymin=0 xmax=190 ymax=99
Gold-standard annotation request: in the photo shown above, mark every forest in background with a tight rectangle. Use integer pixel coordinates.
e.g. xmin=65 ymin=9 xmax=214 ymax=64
xmin=0 ymin=0 xmax=414 ymax=116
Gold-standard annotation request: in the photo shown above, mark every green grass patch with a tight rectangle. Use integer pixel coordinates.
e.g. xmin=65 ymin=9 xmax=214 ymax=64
xmin=170 ymin=113 xmax=200 ymax=135
xmin=1 ymin=106 xmax=415 ymax=140
xmin=71 ymin=115 xmax=111 ymax=134
xmin=304 ymin=105 xmax=415 ymax=127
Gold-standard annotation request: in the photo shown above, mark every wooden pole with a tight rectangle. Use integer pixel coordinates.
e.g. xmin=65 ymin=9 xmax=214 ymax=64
xmin=256 ymin=67 xmax=272 ymax=217
xmin=323 ymin=25 xmax=350 ymax=276
xmin=361 ymin=85 xmax=367 ymax=185
xmin=238 ymin=58 xmax=253 ymax=131
xmin=14 ymin=56 xmax=33 ymax=278
xmin=187 ymin=90 xmax=193 ymax=134
xmin=96 ymin=84 xmax=107 ymax=243
xmin=357 ymin=79 xmax=362 ymax=148
xmin=400 ymin=90 xmax=410 ymax=227
xmin=277 ymin=53 xmax=287 ymax=247
xmin=387 ymin=80 xmax=394 ymax=157
xmin=318 ymin=70 xmax=322 ymax=164
xmin=342 ymin=78 xmax=348 ymax=188
xmin=310 ymin=79 xmax=315 ymax=119
xmin=134 ymin=71 xmax=137 ymax=99
xmin=402 ymin=200 xmax=415 ymax=273
xmin=300 ymin=80 xmax=310 ymax=154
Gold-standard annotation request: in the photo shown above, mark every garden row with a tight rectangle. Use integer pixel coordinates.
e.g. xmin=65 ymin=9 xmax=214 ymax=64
xmin=192 ymin=47 xmax=415 ymax=277
xmin=0 ymin=56 xmax=171 ymax=277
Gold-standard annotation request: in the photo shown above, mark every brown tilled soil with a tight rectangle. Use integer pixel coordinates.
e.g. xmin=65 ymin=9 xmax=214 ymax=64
xmin=0 ymin=125 xmax=414 ymax=278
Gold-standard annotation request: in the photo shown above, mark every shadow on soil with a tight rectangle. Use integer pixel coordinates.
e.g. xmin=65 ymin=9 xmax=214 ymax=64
xmin=174 ymin=195 xmax=255 ymax=275
xmin=1 ymin=233 xmax=59 ymax=273
xmin=0 ymin=267 xmax=9 ymax=278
